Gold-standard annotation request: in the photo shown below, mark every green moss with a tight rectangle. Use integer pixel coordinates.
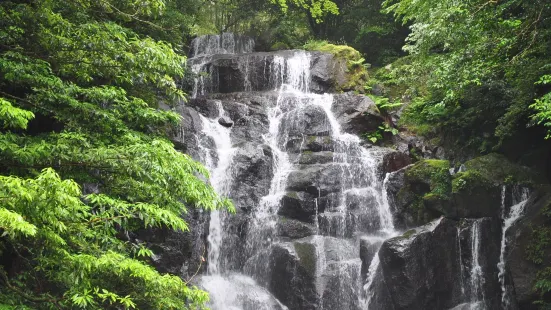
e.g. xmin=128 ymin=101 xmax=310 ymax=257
xmin=452 ymin=170 xmax=493 ymax=194
xmin=271 ymin=41 xmax=290 ymax=51
xmin=398 ymin=160 xmax=452 ymax=225
xmin=286 ymin=191 xmax=299 ymax=199
xmin=303 ymin=40 xmax=369 ymax=92
xmin=294 ymin=242 xmax=317 ymax=276
xmin=306 ymin=136 xmax=317 ymax=143
xmin=464 ymin=153 xmax=542 ymax=185
xmin=401 ymin=229 xmax=416 ymax=238
xmin=406 ymin=159 xmax=452 ymax=198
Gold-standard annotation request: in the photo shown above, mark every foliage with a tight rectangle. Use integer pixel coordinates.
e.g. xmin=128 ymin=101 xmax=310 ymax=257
xmin=384 ymin=0 xmax=551 ymax=153
xmin=369 ymin=95 xmax=402 ymax=113
xmin=0 ymin=0 xmax=233 ymax=308
xmin=530 ymin=73 xmax=551 ymax=139
xmin=306 ymin=0 xmax=408 ymax=65
xmin=527 ymin=199 xmax=551 ymax=308
xmin=195 ymin=0 xmax=338 ymax=37
xmin=363 ymin=123 xmax=398 ymax=144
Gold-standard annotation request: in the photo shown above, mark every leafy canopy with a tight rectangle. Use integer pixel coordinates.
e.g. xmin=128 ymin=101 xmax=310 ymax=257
xmin=384 ymin=0 xmax=551 ymax=151
xmin=0 ymin=0 xmax=233 ymax=309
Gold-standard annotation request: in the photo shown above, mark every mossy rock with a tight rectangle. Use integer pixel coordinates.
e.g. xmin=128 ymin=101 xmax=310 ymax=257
xmin=451 ymin=170 xmax=494 ymax=194
xmin=405 ymin=159 xmax=452 ymax=197
xmin=463 ymin=153 xmax=543 ymax=185
xmin=293 ymin=241 xmax=317 ymax=277
xmin=401 ymin=229 xmax=417 ymax=239
xmin=271 ymin=41 xmax=290 ymax=51
xmin=303 ymin=40 xmax=369 ymax=92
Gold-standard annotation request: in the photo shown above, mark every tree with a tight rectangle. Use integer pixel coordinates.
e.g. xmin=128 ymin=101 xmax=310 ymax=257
xmin=384 ymin=0 xmax=551 ymax=152
xmin=0 ymin=0 xmax=233 ymax=308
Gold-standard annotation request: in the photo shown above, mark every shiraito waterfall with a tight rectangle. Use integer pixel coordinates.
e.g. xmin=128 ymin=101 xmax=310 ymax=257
xmin=168 ymin=33 xmax=544 ymax=310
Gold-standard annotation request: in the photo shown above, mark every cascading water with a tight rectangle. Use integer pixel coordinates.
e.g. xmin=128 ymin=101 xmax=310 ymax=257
xmin=181 ymin=32 xmax=542 ymax=310
xmin=186 ymin=34 xmax=399 ymax=309
xmin=498 ymin=186 xmax=530 ymax=309
xmin=469 ymin=219 xmax=486 ymax=309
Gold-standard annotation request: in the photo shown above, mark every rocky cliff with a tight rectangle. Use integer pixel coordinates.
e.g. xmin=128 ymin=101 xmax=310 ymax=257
xmin=153 ymin=33 xmax=551 ymax=310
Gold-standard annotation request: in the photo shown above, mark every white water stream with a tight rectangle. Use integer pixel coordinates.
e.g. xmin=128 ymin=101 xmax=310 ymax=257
xmin=189 ymin=34 xmax=397 ymax=310
xmin=498 ymin=186 xmax=530 ymax=308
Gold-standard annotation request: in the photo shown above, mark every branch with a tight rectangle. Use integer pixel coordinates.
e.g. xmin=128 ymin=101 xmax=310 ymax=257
xmin=0 ymin=269 xmax=62 ymax=309
xmin=99 ymin=0 xmax=166 ymax=30
xmin=0 ymin=91 xmax=55 ymax=114
xmin=184 ymin=246 xmax=206 ymax=285
xmin=88 ymin=215 xmax=129 ymax=224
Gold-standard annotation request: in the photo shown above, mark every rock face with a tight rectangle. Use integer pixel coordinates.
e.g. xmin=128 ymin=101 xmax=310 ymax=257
xmin=375 ymin=217 xmax=502 ymax=310
xmin=506 ymin=187 xmax=551 ymax=309
xmin=189 ymin=50 xmax=348 ymax=95
xmin=157 ymin=33 xmax=550 ymax=310
xmin=386 ymin=156 xmax=540 ymax=229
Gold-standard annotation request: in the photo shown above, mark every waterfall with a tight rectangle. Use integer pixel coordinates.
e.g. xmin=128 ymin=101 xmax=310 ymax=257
xmin=188 ymin=33 xmax=397 ymax=310
xmin=190 ymin=33 xmax=255 ymax=57
xmin=498 ymin=186 xmax=530 ymax=308
xmin=469 ymin=219 xmax=486 ymax=309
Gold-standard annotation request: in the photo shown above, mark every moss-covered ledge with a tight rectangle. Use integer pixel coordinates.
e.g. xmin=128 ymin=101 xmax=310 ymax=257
xmin=392 ymin=154 xmax=542 ymax=228
xmin=303 ymin=41 xmax=369 ymax=92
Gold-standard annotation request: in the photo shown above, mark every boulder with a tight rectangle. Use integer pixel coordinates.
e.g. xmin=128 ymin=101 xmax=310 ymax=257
xmin=290 ymin=151 xmax=334 ymax=165
xmin=285 ymin=164 xmax=342 ymax=196
xmin=310 ymin=52 xmax=348 ymax=93
xmin=377 ymin=217 xmax=501 ymax=310
xmin=230 ymin=143 xmax=274 ymax=211
xmin=218 ymin=115 xmax=234 ymax=127
xmin=506 ymin=187 xmax=551 ymax=309
xmin=136 ymin=210 xmax=209 ymax=279
xmin=279 ymin=191 xmax=320 ymax=223
xmin=285 ymin=136 xmax=335 ymax=153
xmin=331 ymin=92 xmax=385 ymax=135
xmin=276 ymin=217 xmax=317 ymax=239
xmin=278 ymin=105 xmax=331 ymax=139
xmin=360 ymin=236 xmax=385 ymax=276
xmin=268 ymin=243 xmax=319 ymax=310
xmin=382 ymin=151 xmax=412 ymax=175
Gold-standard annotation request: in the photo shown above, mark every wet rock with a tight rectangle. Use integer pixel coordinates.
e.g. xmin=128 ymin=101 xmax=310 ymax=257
xmin=286 ymin=164 xmax=342 ymax=196
xmin=218 ymin=115 xmax=233 ymax=127
xmin=276 ymin=217 xmax=316 ymax=239
xmin=269 ymin=243 xmax=319 ymax=310
xmin=137 ymin=210 xmax=209 ymax=278
xmin=189 ymin=33 xmax=255 ymax=57
xmin=320 ymin=259 xmax=362 ymax=310
xmin=382 ymin=151 xmax=412 ymax=175
xmin=310 ymin=52 xmax=348 ymax=93
xmin=230 ymin=143 xmax=274 ymax=210
xmin=279 ymin=105 xmax=331 ymax=139
xmin=331 ymin=92 xmax=385 ymax=135
xmin=172 ymin=105 xmax=204 ymax=156
xmin=189 ymin=51 xmax=340 ymax=94
xmin=377 ymin=217 xmax=501 ymax=310
xmin=507 ymin=187 xmax=551 ymax=309
xmin=386 ymin=158 xmax=525 ymax=229
xmin=285 ymin=136 xmax=335 ymax=153
xmin=291 ymin=151 xmax=334 ymax=165
xmin=389 ymin=160 xmax=451 ymax=228
xmin=279 ymin=191 xmax=318 ymax=223
xmin=360 ymin=236 xmax=384 ymax=276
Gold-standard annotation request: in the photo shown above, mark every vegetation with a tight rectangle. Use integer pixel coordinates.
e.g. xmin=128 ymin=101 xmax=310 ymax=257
xmin=303 ymin=40 xmax=369 ymax=92
xmin=526 ymin=195 xmax=551 ymax=308
xmin=1 ymin=0 xmax=551 ymax=308
xmin=383 ymin=0 xmax=551 ymax=155
xmin=0 ymin=0 xmax=234 ymax=308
